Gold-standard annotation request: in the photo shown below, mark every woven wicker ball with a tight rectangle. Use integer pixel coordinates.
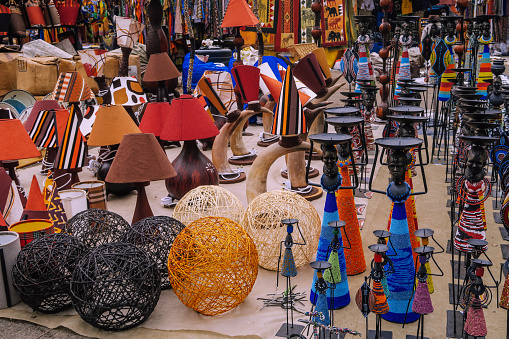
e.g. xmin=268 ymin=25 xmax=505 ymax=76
xmin=168 ymin=216 xmax=258 ymax=316
xmin=70 ymin=242 xmax=161 ymax=331
xmin=63 ymin=208 xmax=131 ymax=248
xmin=12 ymin=233 xmax=88 ymax=313
xmin=172 ymin=185 xmax=244 ymax=225
xmin=241 ymin=190 xmax=321 ymax=271
xmin=122 ymin=216 xmax=186 ymax=289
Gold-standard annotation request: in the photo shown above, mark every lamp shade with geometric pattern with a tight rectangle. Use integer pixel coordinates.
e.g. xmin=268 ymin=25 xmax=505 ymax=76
xmin=51 ymin=72 xmax=95 ymax=103
xmin=271 ymin=68 xmax=306 ymax=136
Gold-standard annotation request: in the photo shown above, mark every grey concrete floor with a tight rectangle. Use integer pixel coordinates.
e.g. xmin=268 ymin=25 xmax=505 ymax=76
xmin=0 ymin=318 xmax=90 ymax=338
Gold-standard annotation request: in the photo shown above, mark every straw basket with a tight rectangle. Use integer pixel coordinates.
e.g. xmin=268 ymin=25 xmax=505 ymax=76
xmin=288 ymin=43 xmax=318 ymax=61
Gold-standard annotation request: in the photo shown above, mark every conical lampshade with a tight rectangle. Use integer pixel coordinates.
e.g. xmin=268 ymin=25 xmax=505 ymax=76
xmin=293 ymin=53 xmax=326 ymax=96
xmin=23 ymin=175 xmax=50 ymax=220
xmin=87 ymin=105 xmax=142 ymax=146
xmin=0 ymin=119 xmax=41 ymax=161
xmin=260 ymin=74 xmax=310 ymax=105
xmin=271 ymin=68 xmax=306 ymax=136
xmin=139 ymin=102 xmax=171 ymax=137
xmin=144 ymin=53 xmax=181 ymax=82
xmin=115 ymin=16 xmax=145 ymax=49
xmin=24 ymin=100 xmax=60 ymax=132
xmin=160 ymin=95 xmax=219 ymax=141
xmin=231 ymin=65 xmax=260 ymax=104
xmin=51 ymin=72 xmax=95 ymax=103
xmin=197 ymin=77 xmax=227 ymax=115
xmin=312 ymin=48 xmax=332 ymax=80
xmin=106 ymin=133 xmax=177 ymax=183
xmin=29 ymin=109 xmax=70 ymax=148
xmin=220 ymin=0 xmax=259 ymax=28
xmin=78 ymin=49 xmax=107 ymax=77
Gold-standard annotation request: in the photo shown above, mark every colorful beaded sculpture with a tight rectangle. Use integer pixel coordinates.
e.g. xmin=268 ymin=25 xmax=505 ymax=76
xmin=476 ymin=35 xmax=493 ymax=99
xmin=500 ymin=272 xmax=509 ymax=309
xmin=464 ymin=298 xmax=488 ymax=337
xmin=412 ymin=255 xmax=433 ymax=315
xmin=355 ymin=34 xmax=374 ymax=92
xmin=336 ymin=158 xmax=366 ymax=275
xmin=438 ymin=35 xmax=456 ymax=101
xmin=395 ymin=35 xmax=412 ymax=98
xmin=313 ymin=269 xmax=331 ymax=326
xmin=382 ymin=182 xmax=419 ymax=323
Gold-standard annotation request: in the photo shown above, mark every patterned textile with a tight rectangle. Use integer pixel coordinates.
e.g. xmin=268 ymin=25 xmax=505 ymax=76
xmin=363 ymin=109 xmax=375 ymax=151
xmin=339 ymin=48 xmax=358 ymax=85
xmin=271 ymin=68 xmax=306 ymax=136
xmin=51 ymin=72 xmax=95 ymax=103
xmin=412 ymin=280 xmax=433 ymax=314
xmin=430 ymin=39 xmax=449 ymax=78
xmin=247 ymin=0 xmax=277 ymax=33
xmin=54 ymin=105 xmax=87 ymax=170
xmin=356 ymin=37 xmax=373 ymax=84
xmin=322 ymin=0 xmax=347 ymax=46
xmin=371 ymin=280 xmax=389 ymax=314
xmin=280 ymin=248 xmax=297 ymax=277
xmin=454 ymin=180 xmax=488 ymax=253
xmin=464 ymin=299 xmax=487 ymax=337
xmin=438 ymin=36 xmax=456 ymax=101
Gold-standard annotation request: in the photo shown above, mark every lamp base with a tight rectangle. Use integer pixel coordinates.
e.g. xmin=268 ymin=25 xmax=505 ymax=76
xmin=275 ymin=323 xmax=305 ymax=338
xmin=97 ymin=159 xmax=135 ymax=197
xmin=165 ymin=140 xmax=219 ymax=200
xmin=132 ymin=183 xmax=153 ymax=224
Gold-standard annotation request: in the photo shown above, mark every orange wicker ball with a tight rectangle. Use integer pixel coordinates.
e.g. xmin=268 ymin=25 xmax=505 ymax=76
xmin=167 ymin=216 xmax=258 ymax=316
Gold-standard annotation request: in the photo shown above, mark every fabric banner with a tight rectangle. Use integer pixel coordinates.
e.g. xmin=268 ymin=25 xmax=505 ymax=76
xmin=321 ymin=0 xmax=347 ymax=46
xmin=298 ymin=0 xmax=315 ymax=44
xmin=275 ymin=0 xmax=296 ymax=50
xmin=246 ymin=0 xmax=278 ymax=33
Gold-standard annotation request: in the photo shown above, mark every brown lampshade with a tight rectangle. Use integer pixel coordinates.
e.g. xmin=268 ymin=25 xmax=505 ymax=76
xmin=160 ymin=95 xmax=219 ymax=142
xmin=143 ymin=53 xmax=181 ymax=83
xmin=24 ymin=100 xmax=61 ymax=132
xmin=139 ymin=102 xmax=170 ymax=137
xmin=293 ymin=53 xmax=326 ymax=96
xmin=106 ymin=133 xmax=177 ymax=183
xmin=0 ymin=119 xmax=41 ymax=161
xmin=312 ymin=48 xmax=332 ymax=80
xmin=87 ymin=105 xmax=141 ymax=146
xmin=221 ymin=0 xmax=259 ymax=28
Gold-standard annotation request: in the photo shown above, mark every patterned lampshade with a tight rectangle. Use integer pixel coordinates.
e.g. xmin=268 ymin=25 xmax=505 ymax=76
xmin=51 ymin=72 xmax=95 ymax=103
xmin=23 ymin=100 xmax=60 ymax=132
xmin=260 ymin=74 xmax=310 ymax=105
xmin=271 ymin=68 xmax=306 ymax=136
xmin=109 ymin=76 xmax=147 ymax=106
xmin=78 ymin=49 xmax=107 ymax=77
xmin=115 ymin=16 xmax=144 ymax=49
xmin=231 ymin=65 xmax=260 ymax=104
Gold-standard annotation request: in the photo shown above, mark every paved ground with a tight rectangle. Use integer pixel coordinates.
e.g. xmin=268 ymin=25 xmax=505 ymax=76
xmin=0 ymin=318 xmax=90 ymax=339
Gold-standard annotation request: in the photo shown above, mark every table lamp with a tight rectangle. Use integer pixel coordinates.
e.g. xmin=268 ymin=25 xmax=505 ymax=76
xmin=196 ymin=77 xmax=228 ymax=116
xmin=139 ymin=102 xmax=170 ymax=147
xmin=0 ymin=119 xmax=41 ymax=208
xmin=106 ymin=133 xmax=177 ymax=223
xmin=51 ymin=72 xmax=95 ymax=107
xmin=231 ymin=65 xmax=261 ymax=111
xmin=115 ymin=16 xmax=144 ymax=77
xmin=220 ymin=0 xmax=259 ymax=66
xmin=87 ymin=105 xmax=142 ymax=197
xmin=160 ymin=95 xmax=219 ymax=201
xmin=293 ymin=53 xmax=327 ymax=98
xmin=143 ymin=52 xmax=181 ymax=102
xmin=109 ymin=76 xmax=147 ymax=123
xmin=77 ymin=49 xmax=110 ymax=104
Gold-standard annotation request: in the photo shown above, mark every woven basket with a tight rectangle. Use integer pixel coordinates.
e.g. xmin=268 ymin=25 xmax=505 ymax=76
xmin=288 ymin=43 xmax=318 ymax=61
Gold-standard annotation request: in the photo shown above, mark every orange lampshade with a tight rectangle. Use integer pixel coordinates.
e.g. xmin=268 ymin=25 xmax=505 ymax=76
xmin=197 ymin=77 xmax=227 ymax=115
xmin=87 ymin=105 xmax=141 ymax=146
xmin=139 ymin=102 xmax=171 ymax=137
xmin=160 ymin=95 xmax=219 ymax=142
xmin=293 ymin=53 xmax=326 ymax=95
xmin=231 ymin=65 xmax=260 ymax=104
xmin=260 ymin=74 xmax=311 ymax=105
xmin=51 ymin=72 xmax=95 ymax=103
xmin=106 ymin=133 xmax=177 ymax=183
xmin=0 ymin=119 xmax=41 ymax=161
xmin=23 ymin=175 xmax=50 ymax=220
xmin=220 ymin=0 xmax=259 ymax=28
xmin=144 ymin=53 xmax=181 ymax=83
xmin=312 ymin=48 xmax=332 ymax=80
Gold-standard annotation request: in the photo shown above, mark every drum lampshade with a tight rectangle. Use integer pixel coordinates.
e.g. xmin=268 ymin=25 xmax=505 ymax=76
xmin=139 ymin=102 xmax=171 ymax=137
xmin=231 ymin=65 xmax=260 ymax=104
xmin=106 ymin=133 xmax=177 ymax=183
xmin=0 ymin=119 xmax=40 ymax=161
xmin=293 ymin=53 xmax=326 ymax=96
xmin=220 ymin=0 xmax=259 ymax=28
xmin=23 ymin=100 xmax=60 ymax=132
xmin=77 ymin=49 xmax=107 ymax=77
xmin=51 ymin=72 xmax=95 ymax=103
xmin=160 ymin=95 xmax=219 ymax=142
xmin=87 ymin=105 xmax=141 ymax=146
xmin=115 ymin=16 xmax=144 ymax=49
xmin=144 ymin=53 xmax=181 ymax=83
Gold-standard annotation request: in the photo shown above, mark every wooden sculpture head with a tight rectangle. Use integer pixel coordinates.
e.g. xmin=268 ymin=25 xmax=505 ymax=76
xmin=465 ymin=146 xmax=487 ymax=183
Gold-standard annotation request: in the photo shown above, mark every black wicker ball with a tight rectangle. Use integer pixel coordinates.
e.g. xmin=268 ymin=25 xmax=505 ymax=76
xmin=63 ymin=209 xmax=131 ymax=248
xmin=12 ymin=233 xmax=89 ymax=313
xmin=70 ymin=242 xmax=161 ymax=331
xmin=121 ymin=216 xmax=186 ymax=289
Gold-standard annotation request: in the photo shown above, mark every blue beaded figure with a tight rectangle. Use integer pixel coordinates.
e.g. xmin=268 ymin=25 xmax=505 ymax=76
xmin=310 ymin=261 xmax=332 ymax=327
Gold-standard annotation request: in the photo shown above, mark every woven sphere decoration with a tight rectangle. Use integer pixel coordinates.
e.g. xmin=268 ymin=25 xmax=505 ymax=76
xmin=63 ymin=209 xmax=131 ymax=248
xmin=168 ymin=216 xmax=258 ymax=316
xmin=122 ymin=216 xmax=186 ymax=289
xmin=70 ymin=242 xmax=161 ymax=331
xmin=241 ymin=190 xmax=321 ymax=270
xmin=12 ymin=233 xmax=88 ymax=313
xmin=172 ymin=185 xmax=244 ymax=225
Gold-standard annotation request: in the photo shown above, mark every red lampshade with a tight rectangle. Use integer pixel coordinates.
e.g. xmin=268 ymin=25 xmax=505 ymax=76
xmin=231 ymin=65 xmax=260 ymax=104
xmin=23 ymin=175 xmax=50 ymax=220
xmin=139 ymin=102 xmax=170 ymax=137
xmin=293 ymin=53 xmax=326 ymax=96
xmin=160 ymin=95 xmax=219 ymax=141
xmin=24 ymin=100 xmax=61 ymax=132
xmin=0 ymin=119 xmax=41 ymax=161
xmin=220 ymin=0 xmax=259 ymax=28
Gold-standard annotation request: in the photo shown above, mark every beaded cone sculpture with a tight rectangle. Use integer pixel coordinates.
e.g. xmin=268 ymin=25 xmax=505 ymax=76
xmin=63 ymin=209 xmax=131 ymax=248
xmin=173 ymin=185 xmax=244 ymax=225
xmin=168 ymin=217 xmax=258 ymax=315
xmin=122 ymin=216 xmax=185 ymax=289
xmin=477 ymin=35 xmax=493 ymax=99
xmin=241 ymin=190 xmax=321 ymax=270
xmin=12 ymin=234 xmax=88 ymax=313
xmin=500 ymin=272 xmax=509 ymax=309
xmin=464 ymin=298 xmax=488 ymax=337
xmin=71 ymin=242 xmax=161 ymax=331
xmin=438 ymin=34 xmax=456 ymax=101
xmin=336 ymin=157 xmax=366 ymax=275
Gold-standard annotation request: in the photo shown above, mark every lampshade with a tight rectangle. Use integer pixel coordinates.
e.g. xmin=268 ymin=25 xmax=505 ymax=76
xmin=0 ymin=167 xmax=23 ymax=225
xmin=77 ymin=49 xmax=107 ymax=77
xmin=115 ymin=16 xmax=144 ymax=49
xmin=29 ymin=109 xmax=70 ymax=148
xmin=23 ymin=100 xmax=60 ymax=132
xmin=312 ymin=48 xmax=332 ymax=80
xmin=87 ymin=105 xmax=142 ymax=146
xmin=231 ymin=65 xmax=260 ymax=104
xmin=143 ymin=53 xmax=181 ymax=83
xmin=109 ymin=76 xmax=147 ymax=106
xmin=23 ymin=175 xmax=50 ymax=220
xmin=106 ymin=133 xmax=177 ymax=183
xmin=220 ymin=0 xmax=259 ymax=28
xmin=271 ymin=68 xmax=306 ymax=136
xmin=0 ymin=119 xmax=40 ymax=161
xmin=51 ymin=72 xmax=95 ymax=103
xmin=293 ymin=53 xmax=326 ymax=96
xmin=260 ymin=74 xmax=310 ymax=105
xmin=197 ymin=77 xmax=227 ymax=115
xmin=139 ymin=102 xmax=170 ymax=137
xmin=160 ymin=95 xmax=219 ymax=141
xmin=54 ymin=105 xmax=87 ymax=170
